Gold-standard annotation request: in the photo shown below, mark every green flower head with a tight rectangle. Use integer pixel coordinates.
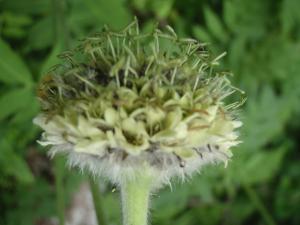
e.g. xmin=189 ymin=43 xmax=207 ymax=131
xmin=34 ymin=19 xmax=244 ymax=185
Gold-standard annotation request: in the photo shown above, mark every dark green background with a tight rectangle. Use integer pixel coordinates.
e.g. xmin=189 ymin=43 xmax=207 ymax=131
xmin=0 ymin=0 xmax=299 ymax=224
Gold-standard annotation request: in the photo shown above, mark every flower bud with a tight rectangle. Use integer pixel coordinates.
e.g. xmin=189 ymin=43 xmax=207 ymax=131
xmin=34 ymin=19 xmax=244 ymax=186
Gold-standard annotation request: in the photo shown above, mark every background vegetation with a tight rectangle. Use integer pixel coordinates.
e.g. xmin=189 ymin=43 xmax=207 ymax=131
xmin=0 ymin=0 xmax=299 ymax=224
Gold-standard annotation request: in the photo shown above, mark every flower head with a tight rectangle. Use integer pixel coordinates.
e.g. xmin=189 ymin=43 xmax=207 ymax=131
xmin=34 ymin=19 xmax=244 ymax=185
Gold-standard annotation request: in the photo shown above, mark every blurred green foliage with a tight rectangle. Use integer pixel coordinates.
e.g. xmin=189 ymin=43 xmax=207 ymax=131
xmin=0 ymin=0 xmax=299 ymax=224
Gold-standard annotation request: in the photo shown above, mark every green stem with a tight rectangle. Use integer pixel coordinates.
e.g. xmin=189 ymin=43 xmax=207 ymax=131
xmin=54 ymin=156 xmax=65 ymax=225
xmin=121 ymin=175 xmax=154 ymax=225
xmin=243 ymin=183 xmax=277 ymax=225
xmin=89 ymin=178 xmax=108 ymax=225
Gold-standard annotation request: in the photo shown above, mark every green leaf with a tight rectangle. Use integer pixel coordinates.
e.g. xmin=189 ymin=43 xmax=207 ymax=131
xmin=242 ymin=86 xmax=292 ymax=151
xmin=0 ymin=139 xmax=34 ymax=184
xmin=193 ymin=204 xmax=223 ymax=225
xmin=228 ymin=198 xmax=255 ymax=224
xmin=150 ymin=0 xmax=174 ymax=19
xmin=39 ymin=42 xmax=64 ymax=78
xmin=193 ymin=25 xmax=212 ymax=43
xmin=0 ymin=11 xmax=32 ymax=39
xmin=130 ymin=0 xmax=147 ymax=12
xmin=83 ymin=0 xmax=131 ymax=29
xmin=223 ymin=0 xmax=236 ymax=32
xmin=103 ymin=191 xmax=121 ymax=223
xmin=0 ymin=88 xmax=34 ymax=121
xmin=2 ymin=11 xmax=32 ymax=27
xmin=228 ymin=36 xmax=246 ymax=68
xmin=69 ymin=1 xmax=96 ymax=36
xmin=223 ymin=0 xmax=269 ymax=38
xmin=27 ymin=17 xmax=54 ymax=51
xmin=1 ymin=0 xmax=51 ymax=15
xmin=0 ymin=39 xmax=32 ymax=85
xmin=4 ymin=179 xmax=56 ymax=224
xmin=2 ymin=27 xmax=27 ymax=39
xmin=153 ymin=185 xmax=188 ymax=221
xmin=244 ymin=148 xmax=286 ymax=185
xmin=281 ymin=0 xmax=300 ymax=34
xmin=204 ymin=6 xmax=228 ymax=43
xmin=11 ymin=95 xmax=39 ymax=124
xmin=230 ymin=146 xmax=287 ymax=185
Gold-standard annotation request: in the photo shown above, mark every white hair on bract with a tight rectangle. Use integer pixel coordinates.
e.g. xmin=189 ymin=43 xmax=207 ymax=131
xmin=33 ymin=111 xmax=241 ymax=187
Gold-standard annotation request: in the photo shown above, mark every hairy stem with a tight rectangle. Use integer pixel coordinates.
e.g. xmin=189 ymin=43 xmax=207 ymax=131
xmin=121 ymin=175 xmax=154 ymax=225
xmin=89 ymin=178 xmax=107 ymax=225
